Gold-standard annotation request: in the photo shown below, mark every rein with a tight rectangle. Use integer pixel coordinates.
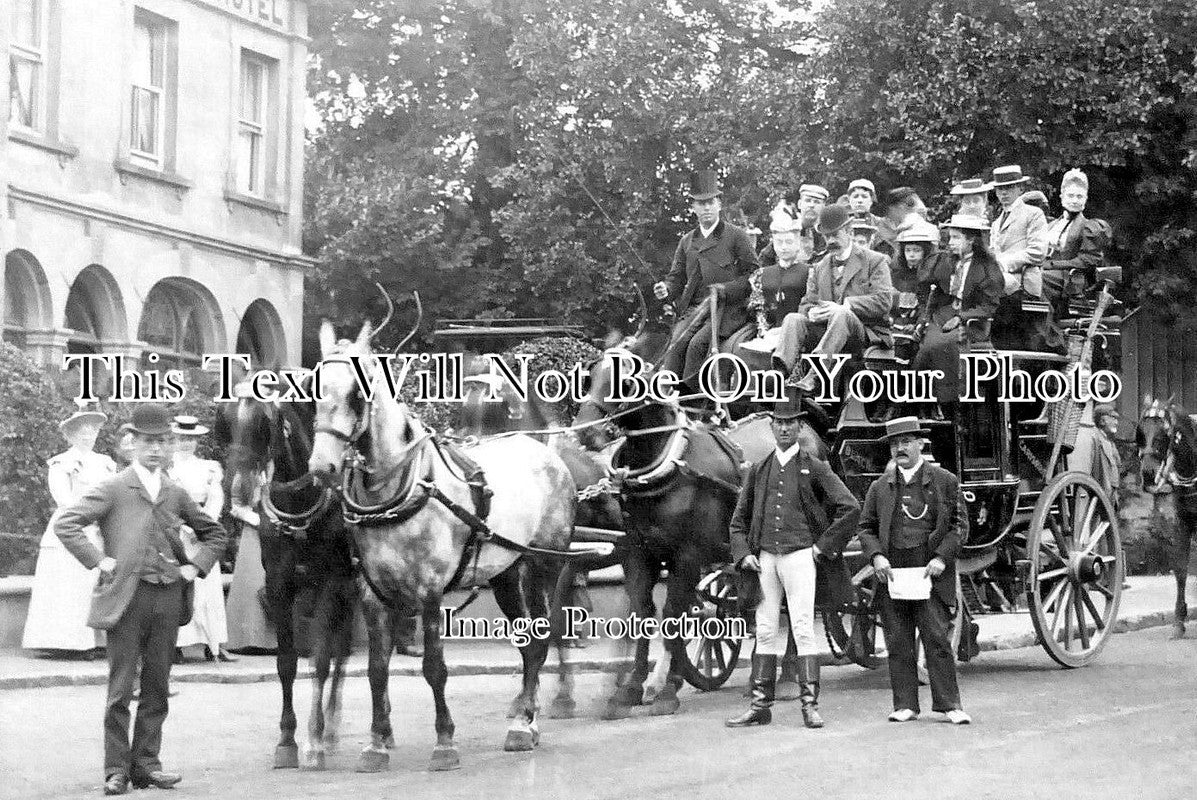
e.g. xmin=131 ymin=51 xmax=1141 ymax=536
xmin=260 ymin=462 xmax=336 ymax=540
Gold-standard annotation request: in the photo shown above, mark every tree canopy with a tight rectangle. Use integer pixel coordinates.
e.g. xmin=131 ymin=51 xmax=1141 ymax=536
xmin=303 ymin=0 xmax=1197 ymax=357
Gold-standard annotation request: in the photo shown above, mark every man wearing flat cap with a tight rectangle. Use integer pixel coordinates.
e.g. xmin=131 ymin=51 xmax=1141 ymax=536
xmin=56 ymin=403 xmax=228 ymax=795
xmin=655 ymin=170 xmax=760 ymax=385
xmin=726 ymin=387 xmax=859 ymax=729
xmin=858 ymin=417 xmax=971 ymax=725
xmin=775 ymin=204 xmax=895 ymax=391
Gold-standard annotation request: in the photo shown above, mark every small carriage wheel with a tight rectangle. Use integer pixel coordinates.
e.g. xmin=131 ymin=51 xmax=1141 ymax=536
xmin=1027 ymin=471 xmax=1124 ymax=668
xmin=677 ymin=569 xmax=743 ymax=691
xmin=820 ymin=571 xmax=883 ymax=670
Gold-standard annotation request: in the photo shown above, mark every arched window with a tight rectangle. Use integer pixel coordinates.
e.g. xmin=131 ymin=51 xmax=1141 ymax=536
xmin=4 ymin=250 xmax=49 ymax=348
xmin=235 ymin=298 xmax=284 ymax=368
xmin=64 ymin=265 xmax=126 ymax=356
xmin=138 ymin=281 xmax=214 ymax=369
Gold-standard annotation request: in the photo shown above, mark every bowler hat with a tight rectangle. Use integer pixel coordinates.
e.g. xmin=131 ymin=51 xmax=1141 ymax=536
xmin=940 ymin=213 xmax=989 ymax=232
xmin=991 ymin=165 xmax=1032 ymax=187
xmin=687 ymin=170 xmax=722 ymax=201
xmin=798 ymin=184 xmax=830 ymax=202
xmin=769 ymin=386 xmax=808 ymax=421
xmin=59 ymin=405 xmax=108 ymax=436
xmin=128 ymin=403 xmax=173 ymax=436
xmin=949 ymin=178 xmax=993 ymax=196
xmin=171 ymin=414 xmax=210 ymax=437
xmin=883 ymin=416 xmax=931 ymax=441
xmin=815 ymin=204 xmax=851 ymax=236
xmin=848 ymin=178 xmax=876 ymax=197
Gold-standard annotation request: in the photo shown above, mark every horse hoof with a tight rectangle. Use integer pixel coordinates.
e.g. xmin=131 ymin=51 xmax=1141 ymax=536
xmin=547 ymin=697 xmax=577 ymax=719
xmin=382 ymin=734 xmax=396 ymax=750
xmin=642 ymin=685 xmax=660 ymax=704
xmin=273 ymin=744 xmax=299 ymax=770
xmin=611 ymin=684 xmax=644 ymax=706
xmin=302 ymin=748 xmax=327 ymax=771
xmin=601 ymin=701 xmax=633 ymax=721
xmin=356 ymin=749 xmax=390 ymax=773
xmin=504 ymin=729 xmax=537 ymax=752
xmin=1169 ymin=623 xmax=1186 ymax=640
xmin=649 ymin=696 xmax=680 ymax=716
xmin=429 ymin=745 xmax=461 ymax=771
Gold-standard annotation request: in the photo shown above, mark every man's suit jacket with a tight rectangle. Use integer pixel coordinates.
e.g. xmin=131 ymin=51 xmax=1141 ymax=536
xmin=1046 ymin=212 xmax=1111 ymax=277
xmin=55 ymin=467 xmax=228 ymax=630
xmin=857 ymin=462 xmax=967 ymax=607
xmin=990 ymin=197 xmax=1048 ymax=297
xmin=797 ymin=245 xmax=894 ymax=347
xmin=665 ymin=220 xmax=760 ymax=336
xmin=729 ymin=452 xmax=860 ymax=565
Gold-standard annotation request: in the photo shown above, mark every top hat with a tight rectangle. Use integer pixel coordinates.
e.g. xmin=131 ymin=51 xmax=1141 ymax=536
xmin=991 ymin=165 xmax=1032 ymax=187
xmin=59 ymin=404 xmax=108 ymax=436
xmin=896 ymin=221 xmax=939 ymax=243
xmin=815 ymin=204 xmax=851 ymax=236
xmin=798 ymin=184 xmax=830 ymax=202
xmin=949 ymin=178 xmax=993 ymax=196
xmin=940 ymin=213 xmax=990 ymax=232
xmin=883 ymin=416 xmax=932 ymax=441
xmin=769 ymin=386 xmax=808 ymax=421
xmin=847 ymin=178 xmax=876 ymax=197
xmin=171 ymin=414 xmax=210 ymax=436
xmin=687 ymin=170 xmax=722 ymax=201
xmin=127 ymin=404 xmax=173 ymax=437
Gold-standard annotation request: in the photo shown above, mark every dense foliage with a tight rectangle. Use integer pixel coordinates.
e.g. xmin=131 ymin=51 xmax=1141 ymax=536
xmin=305 ymin=0 xmax=1197 ymax=337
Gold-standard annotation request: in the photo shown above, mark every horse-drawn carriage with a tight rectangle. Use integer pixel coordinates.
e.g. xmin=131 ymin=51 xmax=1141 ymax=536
xmin=570 ymin=268 xmax=1128 ymax=698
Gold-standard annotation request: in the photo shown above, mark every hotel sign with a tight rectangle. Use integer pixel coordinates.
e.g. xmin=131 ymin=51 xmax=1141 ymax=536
xmin=198 ymin=0 xmax=288 ymax=30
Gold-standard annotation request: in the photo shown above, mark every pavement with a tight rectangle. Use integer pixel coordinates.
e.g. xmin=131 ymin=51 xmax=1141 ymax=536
xmin=0 ymin=575 xmax=1182 ymax=690
xmin=1 ymin=624 xmax=1195 ymax=800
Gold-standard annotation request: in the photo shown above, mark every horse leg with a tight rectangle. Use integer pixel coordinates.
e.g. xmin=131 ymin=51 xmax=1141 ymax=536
xmin=267 ymin=551 xmax=299 ymax=769
xmin=547 ymin=559 xmax=577 ymax=719
xmin=303 ymin=584 xmax=330 ymax=771
xmin=323 ymin=579 xmax=356 ymax=752
xmin=357 ymin=595 xmax=394 ymax=773
xmin=422 ymin=595 xmax=459 ymax=771
xmin=606 ymin=553 xmax=655 ymax=714
xmin=647 ymin=561 xmax=698 ymax=716
xmin=643 ymin=641 xmax=672 ymax=703
xmin=492 ymin=562 xmax=548 ymax=752
xmin=1172 ymin=511 xmax=1193 ymax=639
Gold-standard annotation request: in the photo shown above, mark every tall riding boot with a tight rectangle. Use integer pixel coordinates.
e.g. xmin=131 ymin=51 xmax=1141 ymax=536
xmin=726 ymin=654 xmax=776 ymax=727
xmin=797 ymin=655 xmax=824 ymax=729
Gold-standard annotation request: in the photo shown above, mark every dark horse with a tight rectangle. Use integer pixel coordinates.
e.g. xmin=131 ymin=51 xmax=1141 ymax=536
xmin=1136 ymin=396 xmax=1197 ymax=639
xmin=218 ymin=388 xmax=358 ymax=769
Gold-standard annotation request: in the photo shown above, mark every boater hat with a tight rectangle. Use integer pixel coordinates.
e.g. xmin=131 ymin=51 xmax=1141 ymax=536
xmin=798 ymin=184 xmax=830 ymax=202
xmin=991 ymin=165 xmax=1032 ymax=187
xmin=127 ymin=403 xmax=173 ymax=436
xmin=850 ymin=219 xmax=878 ymax=233
xmin=883 ymin=416 xmax=931 ymax=441
xmin=59 ymin=404 xmax=108 ymax=435
xmin=897 ymin=221 xmax=940 ymax=243
xmin=940 ymin=213 xmax=990 ymax=232
xmin=687 ymin=170 xmax=722 ymax=201
xmin=949 ymin=178 xmax=993 ymax=196
xmin=171 ymin=414 xmax=210 ymax=436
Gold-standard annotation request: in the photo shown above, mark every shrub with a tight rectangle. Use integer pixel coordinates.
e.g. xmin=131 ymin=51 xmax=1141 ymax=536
xmin=508 ymin=335 xmax=602 ymax=424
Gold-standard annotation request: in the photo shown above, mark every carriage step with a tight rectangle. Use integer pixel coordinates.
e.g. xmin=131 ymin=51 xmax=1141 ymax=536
xmin=960 ymin=576 xmax=988 ymax=617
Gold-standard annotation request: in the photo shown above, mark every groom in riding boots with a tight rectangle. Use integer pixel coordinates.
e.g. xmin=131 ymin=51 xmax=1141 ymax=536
xmin=858 ymin=417 xmax=971 ymax=725
xmin=726 ymin=388 xmax=859 ymax=729
xmin=655 ymin=170 xmax=760 ymax=388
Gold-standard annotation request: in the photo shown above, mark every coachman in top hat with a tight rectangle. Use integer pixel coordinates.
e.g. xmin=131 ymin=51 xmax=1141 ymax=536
xmin=654 ymin=170 xmax=760 ymax=386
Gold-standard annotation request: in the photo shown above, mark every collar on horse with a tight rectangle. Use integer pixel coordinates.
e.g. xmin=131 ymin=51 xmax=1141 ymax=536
xmin=260 ymin=461 xmax=336 ymax=541
xmin=609 ymin=407 xmax=742 ymax=498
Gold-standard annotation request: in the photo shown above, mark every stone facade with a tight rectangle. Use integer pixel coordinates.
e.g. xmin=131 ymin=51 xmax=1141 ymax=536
xmin=2 ymin=0 xmax=311 ymax=376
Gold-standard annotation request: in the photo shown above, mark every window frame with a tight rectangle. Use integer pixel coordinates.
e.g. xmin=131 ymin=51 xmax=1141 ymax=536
xmin=9 ymin=0 xmax=47 ymax=133
xmin=129 ymin=10 xmax=168 ymax=169
xmin=236 ymin=50 xmax=274 ymax=198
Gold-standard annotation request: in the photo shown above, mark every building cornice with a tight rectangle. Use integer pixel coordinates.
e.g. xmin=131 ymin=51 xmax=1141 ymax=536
xmin=179 ymin=0 xmax=312 ymax=44
xmin=8 ymin=184 xmax=317 ymax=274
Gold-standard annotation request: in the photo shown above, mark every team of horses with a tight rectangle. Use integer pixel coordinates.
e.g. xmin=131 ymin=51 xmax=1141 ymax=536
xmin=213 ymin=294 xmax=1189 ymax=773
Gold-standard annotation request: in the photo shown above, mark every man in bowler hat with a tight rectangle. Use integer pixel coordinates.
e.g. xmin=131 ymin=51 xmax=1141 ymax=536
xmin=655 ymin=169 xmax=759 ymax=386
xmin=56 ymin=403 xmax=228 ymax=794
xmin=726 ymin=388 xmax=859 ymax=728
xmin=858 ymin=417 xmax=971 ymax=724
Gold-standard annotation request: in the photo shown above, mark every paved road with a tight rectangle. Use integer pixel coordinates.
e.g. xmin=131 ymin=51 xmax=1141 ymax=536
xmin=3 ymin=627 xmax=1195 ymax=800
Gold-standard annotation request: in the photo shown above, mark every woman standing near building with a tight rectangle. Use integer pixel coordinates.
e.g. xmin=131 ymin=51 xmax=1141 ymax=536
xmin=22 ymin=406 xmax=116 ymax=656
xmin=170 ymin=415 xmax=237 ymax=662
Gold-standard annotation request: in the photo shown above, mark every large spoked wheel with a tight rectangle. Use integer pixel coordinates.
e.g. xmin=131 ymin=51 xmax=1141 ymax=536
xmin=1027 ymin=471 xmax=1124 ymax=668
xmin=678 ymin=568 xmax=743 ymax=691
xmin=821 ymin=569 xmax=883 ymax=670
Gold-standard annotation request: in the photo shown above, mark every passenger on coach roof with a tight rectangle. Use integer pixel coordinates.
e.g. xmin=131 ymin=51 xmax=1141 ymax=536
xmin=774 ymin=204 xmax=894 ymax=392
xmin=655 ymin=170 xmax=760 ymax=388
xmin=726 ymin=208 xmax=812 ymax=371
xmin=850 ymin=218 xmax=879 ymax=252
xmin=1041 ymin=168 xmax=1112 ymax=319
xmin=875 ymin=186 xmax=929 ymax=254
xmin=760 ymin=183 xmax=830 ymax=268
xmin=987 ymin=164 xmax=1062 ymax=353
xmin=911 ymin=214 xmax=1004 ymax=412
xmin=949 ymin=178 xmax=993 ymax=222
xmin=846 ymin=178 xmax=891 ymax=255
xmin=889 ymin=221 xmax=945 ymax=344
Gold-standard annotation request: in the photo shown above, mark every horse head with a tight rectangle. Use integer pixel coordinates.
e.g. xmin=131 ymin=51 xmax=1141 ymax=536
xmin=574 ymin=345 xmax=642 ymax=450
xmin=224 ymin=378 xmax=317 ymax=506
xmin=1138 ymin=395 xmax=1174 ymax=492
xmin=456 ymin=355 xmax=557 ymax=438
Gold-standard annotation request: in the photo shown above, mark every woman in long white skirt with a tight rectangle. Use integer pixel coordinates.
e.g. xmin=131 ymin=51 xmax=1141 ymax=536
xmin=170 ymin=415 xmax=236 ymax=662
xmin=22 ymin=408 xmax=116 ymax=654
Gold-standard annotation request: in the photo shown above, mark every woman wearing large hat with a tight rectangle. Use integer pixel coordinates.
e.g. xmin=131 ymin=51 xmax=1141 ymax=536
xmin=22 ymin=405 xmax=117 ymax=654
xmin=910 ymin=214 xmax=1005 ymax=411
xmin=168 ymin=415 xmax=236 ymax=662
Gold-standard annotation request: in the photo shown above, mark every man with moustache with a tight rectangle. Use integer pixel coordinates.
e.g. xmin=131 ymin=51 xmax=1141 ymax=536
xmin=655 ymin=170 xmax=759 ymax=386
xmin=858 ymin=417 xmax=970 ymax=725
xmin=774 ymin=204 xmax=894 ymax=392
xmin=56 ymin=404 xmax=228 ymax=794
